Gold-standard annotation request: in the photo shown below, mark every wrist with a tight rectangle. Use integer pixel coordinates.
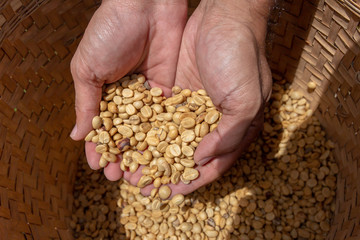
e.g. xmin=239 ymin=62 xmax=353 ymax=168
xmin=200 ymin=0 xmax=274 ymax=46
xmin=104 ymin=0 xmax=188 ymax=10
xmin=201 ymin=0 xmax=274 ymax=18
xmin=102 ymin=0 xmax=188 ymax=26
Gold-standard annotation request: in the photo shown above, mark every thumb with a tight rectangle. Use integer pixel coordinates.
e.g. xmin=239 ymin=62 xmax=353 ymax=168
xmin=70 ymin=55 xmax=102 ymax=141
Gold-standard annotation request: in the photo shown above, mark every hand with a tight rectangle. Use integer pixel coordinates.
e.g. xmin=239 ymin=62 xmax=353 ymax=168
xmin=70 ymin=0 xmax=187 ymax=181
xmin=141 ymin=0 xmax=274 ymax=196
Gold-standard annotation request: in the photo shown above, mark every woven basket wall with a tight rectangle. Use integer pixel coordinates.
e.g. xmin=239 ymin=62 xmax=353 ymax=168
xmin=0 ymin=0 xmax=99 ymax=239
xmin=0 ymin=0 xmax=359 ymax=239
xmin=267 ymin=1 xmax=360 ymax=238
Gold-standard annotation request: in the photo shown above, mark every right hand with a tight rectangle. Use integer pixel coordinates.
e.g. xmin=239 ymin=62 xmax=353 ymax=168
xmin=70 ymin=0 xmax=187 ymax=182
xmin=140 ymin=0 xmax=273 ymax=196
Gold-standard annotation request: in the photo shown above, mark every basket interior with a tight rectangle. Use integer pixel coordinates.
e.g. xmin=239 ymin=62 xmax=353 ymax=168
xmin=0 ymin=0 xmax=99 ymax=239
xmin=267 ymin=1 xmax=360 ymax=239
xmin=0 ymin=0 xmax=359 ymax=239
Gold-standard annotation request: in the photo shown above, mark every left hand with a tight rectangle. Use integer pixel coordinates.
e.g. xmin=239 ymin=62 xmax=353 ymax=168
xmin=70 ymin=0 xmax=188 ymax=181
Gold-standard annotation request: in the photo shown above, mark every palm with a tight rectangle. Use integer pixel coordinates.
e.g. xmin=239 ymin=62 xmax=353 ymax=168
xmin=141 ymin=5 xmax=272 ymax=196
xmin=72 ymin=1 xmax=187 ymax=97
xmin=71 ymin=1 xmax=187 ymax=181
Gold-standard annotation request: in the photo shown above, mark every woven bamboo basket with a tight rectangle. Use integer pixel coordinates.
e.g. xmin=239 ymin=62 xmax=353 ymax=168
xmin=0 ymin=0 xmax=359 ymax=239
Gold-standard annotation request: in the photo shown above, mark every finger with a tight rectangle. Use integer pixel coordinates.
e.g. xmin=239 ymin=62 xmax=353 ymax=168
xmin=85 ymin=142 xmax=102 ymax=170
xmin=170 ymin=127 xmax=257 ymax=197
xmin=179 ymin=121 xmax=261 ymax=196
xmin=104 ymin=160 xmax=123 ymax=181
xmin=140 ymin=183 xmax=154 ymax=196
xmin=259 ymin=53 xmax=272 ymax=102
xmin=70 ymin=53 xmax=102 ymax=141
xmin=171 ymin=153 xmax=236 ymax=196
xmin=123 ymin=165 xmax=145 ymax=186
xmin=147 ymin=80 xmax=172 ymax=97
xmin=174 ymin=5 xmax=203 ymax=90
xmin=195 ymin=107 xmax=264 ymax=166
xmin=195 ymin=112 xmax=253 ymax=165
xmin=245 ymin=111 xmax=264 ymax=144
xmin=140 ymin=119 xmax=263 ymax=197
xmin=138 ymin=2 xmax=188 ymax=97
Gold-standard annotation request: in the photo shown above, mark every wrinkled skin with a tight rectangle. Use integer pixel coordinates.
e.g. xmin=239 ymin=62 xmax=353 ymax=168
xmin=141 ymin=0 xmax=273 ymax=196
xmin=70 ymin=0 xmax=187 ymax=181
xmin=70 ymin=0 xmax=273 ymax=197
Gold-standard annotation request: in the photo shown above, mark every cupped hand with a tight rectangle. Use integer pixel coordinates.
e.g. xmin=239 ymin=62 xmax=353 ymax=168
xmin=141 ymin=0 xmax=273 ymax=196
xmin=70 ymin=0 xmax=187 ymax=181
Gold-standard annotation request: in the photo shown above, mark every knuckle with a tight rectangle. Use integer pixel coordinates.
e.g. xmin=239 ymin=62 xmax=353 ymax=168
xmin=71 ymin=52 xmax=100 ymax=87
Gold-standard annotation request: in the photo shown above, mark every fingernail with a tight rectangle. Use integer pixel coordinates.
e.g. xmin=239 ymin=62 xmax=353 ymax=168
xmin=70 ymin=124 xmax=77 ymax=139
xmin=197 ymin=156 xmax=214 ymax=166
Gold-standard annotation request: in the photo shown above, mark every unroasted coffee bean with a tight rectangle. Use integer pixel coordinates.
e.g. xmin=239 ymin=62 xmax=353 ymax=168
xmin=82 ymin=74 xmax=336 ymax=240
xmin=182 ymin=167 xmax=199 ymax=181
xmin=181 ymin=130 xmax=195 ymax=143
xmin=85 ymin=75 xmax=221 ymax=196
xmin=72 ymin=159 xmax=121 ymax=239
xmin=99 ymin=131 xmax=110 ymax=144
xmin=117 ymin=125 xmax=133 ymax=138
xmin=92 ymin=116 xmax=102 ymax=129
xmin=307 ymin=81 xmax=316 ymax=91
xmin=181 ymin=117 xmax=196 ymax=129
xmin=85 ymin=130 xmax=96 ymax=142
xmin=102 ymin=152 xmax=117 ymax=163
xmin=150 ymin=87 xmax=163 ymax=97
xmin=95 ymin=144 xmax=108 ymax=154
xmin=114 ymin=80 xmax=337 ymax=240
xmin=137 ymin=176 xmax=153 ymax=188
xmin=205 ymin=110 xmax=219 ymax=124
xmin=158 ymin=185 xmax=171 ymax=200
